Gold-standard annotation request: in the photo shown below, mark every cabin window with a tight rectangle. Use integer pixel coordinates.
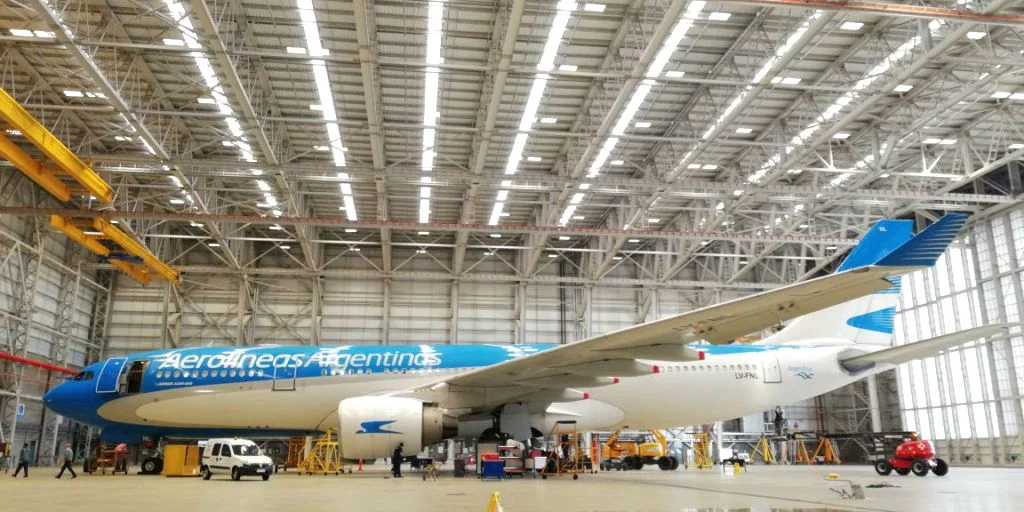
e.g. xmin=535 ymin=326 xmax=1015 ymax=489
xmin=220 ymin=444 xmax=231 ymax=457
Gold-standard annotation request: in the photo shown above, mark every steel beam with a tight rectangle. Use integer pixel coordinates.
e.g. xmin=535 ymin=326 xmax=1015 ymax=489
xmin=455 ymin=0 xmax=526 ymax=275
xmin=29 ymin=0 xmax=241 ymax=270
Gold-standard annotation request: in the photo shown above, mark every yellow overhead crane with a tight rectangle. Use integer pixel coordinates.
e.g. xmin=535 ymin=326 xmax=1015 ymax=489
xmin=0 ymin=86 xmax=111 ymax=203
xmin=0 ymin=86 xmax=179 ymax=285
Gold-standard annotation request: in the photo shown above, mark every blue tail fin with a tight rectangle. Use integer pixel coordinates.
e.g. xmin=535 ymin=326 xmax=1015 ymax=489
xmin=759 ymin=214 xmax=967 ymax=347
xmin=837 ymin=219 xmax=914 ymax=271
xmin=875 ymin=213 xmax=969 ymax=268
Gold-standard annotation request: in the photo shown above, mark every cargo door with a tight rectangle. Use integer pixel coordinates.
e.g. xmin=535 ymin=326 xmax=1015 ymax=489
xmin=272 ymin=364 xmax=296 ymax=391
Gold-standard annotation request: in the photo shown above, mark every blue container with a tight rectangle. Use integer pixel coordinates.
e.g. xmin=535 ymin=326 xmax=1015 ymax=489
xmin=481 ymin=460 xmax=505 ymax=480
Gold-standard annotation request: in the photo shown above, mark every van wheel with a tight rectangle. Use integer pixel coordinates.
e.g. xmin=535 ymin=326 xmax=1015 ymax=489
xmin=231 ymin=467 xmax=241 ymax=481
xmin=141 ymin=457 xmax=162 ymax=475
xmin=202 ymin=466 xmax=212 ymax=480
xmin=262 ymin=473 xmax=271 ymax=481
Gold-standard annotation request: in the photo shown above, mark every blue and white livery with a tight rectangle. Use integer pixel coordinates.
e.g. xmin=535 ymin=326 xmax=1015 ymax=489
xmin=45 ymin=213 xmax=1002 ymax=460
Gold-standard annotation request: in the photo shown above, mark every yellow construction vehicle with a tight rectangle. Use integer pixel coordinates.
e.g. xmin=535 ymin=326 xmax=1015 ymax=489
xmin=600 ymin=430 xmax=678 ymax=471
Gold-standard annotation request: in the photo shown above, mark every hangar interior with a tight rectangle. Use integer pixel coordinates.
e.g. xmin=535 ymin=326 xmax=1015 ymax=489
xmin=1 ymin=0 xmax=1023 ymax=482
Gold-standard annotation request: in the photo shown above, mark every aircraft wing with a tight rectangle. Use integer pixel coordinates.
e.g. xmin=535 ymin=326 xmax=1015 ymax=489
xmin=396 ymin=213 xmax=967 ymax=410
xmin=431 ymin=265 xmax=902 ymax=391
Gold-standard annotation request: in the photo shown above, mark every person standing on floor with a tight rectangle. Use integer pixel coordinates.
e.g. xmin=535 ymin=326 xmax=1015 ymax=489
xmin=55 ymin=442 xmax=77 ymax=479
xmin=392 ymin=442 xmax=404 ymax=478
xmin=12 ymin=444 xmax=31 ymax=478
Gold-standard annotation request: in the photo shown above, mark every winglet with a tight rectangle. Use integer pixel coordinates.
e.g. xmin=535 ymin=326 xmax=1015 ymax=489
xmin=875 ymin=213 xmax=969 ymax=268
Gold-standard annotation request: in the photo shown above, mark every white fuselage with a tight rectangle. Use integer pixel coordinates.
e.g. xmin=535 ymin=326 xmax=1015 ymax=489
xmin=95 ymin=343 xmax=883 ymax=434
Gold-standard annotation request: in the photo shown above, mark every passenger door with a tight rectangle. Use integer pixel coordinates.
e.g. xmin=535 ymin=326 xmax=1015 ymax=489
xmin=96 ymin=358 xmax=127 ymax=393
xmin=220 ymin=444 xmax=233 ymax=468
xmin=762 ymin=356 xmax=782 ymax=384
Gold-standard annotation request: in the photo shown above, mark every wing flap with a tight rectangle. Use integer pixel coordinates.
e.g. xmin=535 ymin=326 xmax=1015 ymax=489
xmin=840 ymin=324 xmax=1008 ymax=371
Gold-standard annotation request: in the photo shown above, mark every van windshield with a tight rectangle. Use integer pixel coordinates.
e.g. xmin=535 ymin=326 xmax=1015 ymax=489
xmin=232 ymin=444 xmax=261 ymax=457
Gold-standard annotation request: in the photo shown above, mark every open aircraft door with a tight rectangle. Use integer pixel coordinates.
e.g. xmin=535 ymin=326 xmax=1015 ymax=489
xmin=96 ymin=357 xmax=127 ymax=393
xmin=762 ymin=356 xmax=782 ymax=384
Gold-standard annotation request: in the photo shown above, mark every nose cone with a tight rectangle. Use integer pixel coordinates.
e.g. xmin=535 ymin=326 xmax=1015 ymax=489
xmin=43 ymin=382 xmax=72 ymax=415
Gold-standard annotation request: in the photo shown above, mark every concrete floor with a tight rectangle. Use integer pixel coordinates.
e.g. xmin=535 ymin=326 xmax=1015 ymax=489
xmin=3 ymin=464 xmax=1023 ymax=511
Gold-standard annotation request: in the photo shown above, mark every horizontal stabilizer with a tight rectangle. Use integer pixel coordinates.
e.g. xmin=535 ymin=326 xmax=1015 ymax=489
xmin=875 ymin=213 xmax=969 ymax=268
xmin=841 ymin=324 xmax=1008 ymax=372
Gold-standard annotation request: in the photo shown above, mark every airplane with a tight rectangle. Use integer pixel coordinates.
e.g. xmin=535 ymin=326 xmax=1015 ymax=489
xmin=44 ymin=212 xmax=1004 ymax=463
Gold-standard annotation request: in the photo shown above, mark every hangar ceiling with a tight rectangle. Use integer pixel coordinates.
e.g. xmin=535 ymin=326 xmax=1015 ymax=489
xmin=0 ymin=0 xmax=1021 ymax=291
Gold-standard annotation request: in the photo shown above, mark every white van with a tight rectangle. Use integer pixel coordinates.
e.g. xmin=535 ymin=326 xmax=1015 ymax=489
xmin=200 ymin=438 xmax=274 ymax=481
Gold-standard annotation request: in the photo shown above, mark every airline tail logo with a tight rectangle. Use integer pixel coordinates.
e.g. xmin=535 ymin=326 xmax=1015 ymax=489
xmin=356 ymin=420 xmax=402 ymax=435
xmin=846 ymin=307 xmax=896 ymax=334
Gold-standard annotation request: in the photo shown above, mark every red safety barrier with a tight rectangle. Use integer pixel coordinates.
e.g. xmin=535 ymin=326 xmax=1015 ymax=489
xmin=0 ymin=351 xmax=77 ymax=375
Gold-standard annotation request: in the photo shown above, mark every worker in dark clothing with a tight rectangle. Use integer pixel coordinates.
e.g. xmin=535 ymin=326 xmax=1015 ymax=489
xmin=12 ymin=444 xmax=31 ymax=478
xmin=55 ymin=443 xmax=77 ymax=479
xmin=391 ymin=442 xmax=404 ymax=478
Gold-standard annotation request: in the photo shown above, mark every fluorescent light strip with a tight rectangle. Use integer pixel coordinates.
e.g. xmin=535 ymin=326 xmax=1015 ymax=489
xmin=493 ymin=1 xmax=577 ymax=225
xmin=747 ymin=20 xmax=942 ymax=184
xmin=419 ymin=1 xmax=446 ymax=223
xmin=559 ymin=1 xmax=705 ymax=225
xmin=298 ymin=0 xmax=355 ymax=220
xmin=162 ymin=0 xmax=283 ymax=214
xmin=678 ymin=12 xmax=821 ymax=169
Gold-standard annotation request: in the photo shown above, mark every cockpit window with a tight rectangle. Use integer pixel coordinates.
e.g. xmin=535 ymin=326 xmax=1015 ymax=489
xmin=72 ymin=371 xmax=95 ymax=381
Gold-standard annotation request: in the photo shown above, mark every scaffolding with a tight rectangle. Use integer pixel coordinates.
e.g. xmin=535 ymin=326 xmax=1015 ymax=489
xmin=752 ymin=434 xmax=776 ymax=464
xmin=297 ymin=429 xmax=346 ymax=475
xmin=689 ymin=431 xmax=713 ymax=469
xmin=542 ymin=420 xmax=583 ymax=480
xmin=283 ymin=437 xmax=305 ymax=471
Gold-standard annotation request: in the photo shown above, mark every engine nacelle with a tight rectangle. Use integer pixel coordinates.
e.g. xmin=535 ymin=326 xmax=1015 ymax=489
xmin=338 ymin=396 xmax=454 ymax=459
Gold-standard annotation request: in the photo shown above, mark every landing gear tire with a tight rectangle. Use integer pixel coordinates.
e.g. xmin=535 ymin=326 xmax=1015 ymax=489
xmin=231 ymin=467 xmax=242 ymax=481
xmin=141 ymin=457 xmax=163 ymax=475
xmin=202 ymin=466 xmax=212 ymax=480
xmin=895 ymin=468 xmax=910 ymax=476
xmin=572 ymin=474 xmax=578 ymax=480
xmin=932 ymin=458 xmax=949 ymax=476
xmin=911 ymin=460 xmax=929 ymax=477
xmin=657 ymin=457 xmax=673 ymax=470
xmin=669 ymin=457 xmax=680 ymax=470
xmin=874 ymin=460 xmax=892 ymax=476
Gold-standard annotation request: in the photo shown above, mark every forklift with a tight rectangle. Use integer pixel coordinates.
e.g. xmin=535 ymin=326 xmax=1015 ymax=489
xmin=600 ymin=430 xmax=679 ymax=470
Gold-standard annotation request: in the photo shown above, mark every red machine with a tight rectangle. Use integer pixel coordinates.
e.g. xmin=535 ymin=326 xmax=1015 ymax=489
xmin=874 ymin=439 xmax=948 ymax=477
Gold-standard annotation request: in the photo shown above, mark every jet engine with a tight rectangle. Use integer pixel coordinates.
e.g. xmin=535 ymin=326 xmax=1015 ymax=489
xmin=337 ymin=396 xmax=455 ymax=459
